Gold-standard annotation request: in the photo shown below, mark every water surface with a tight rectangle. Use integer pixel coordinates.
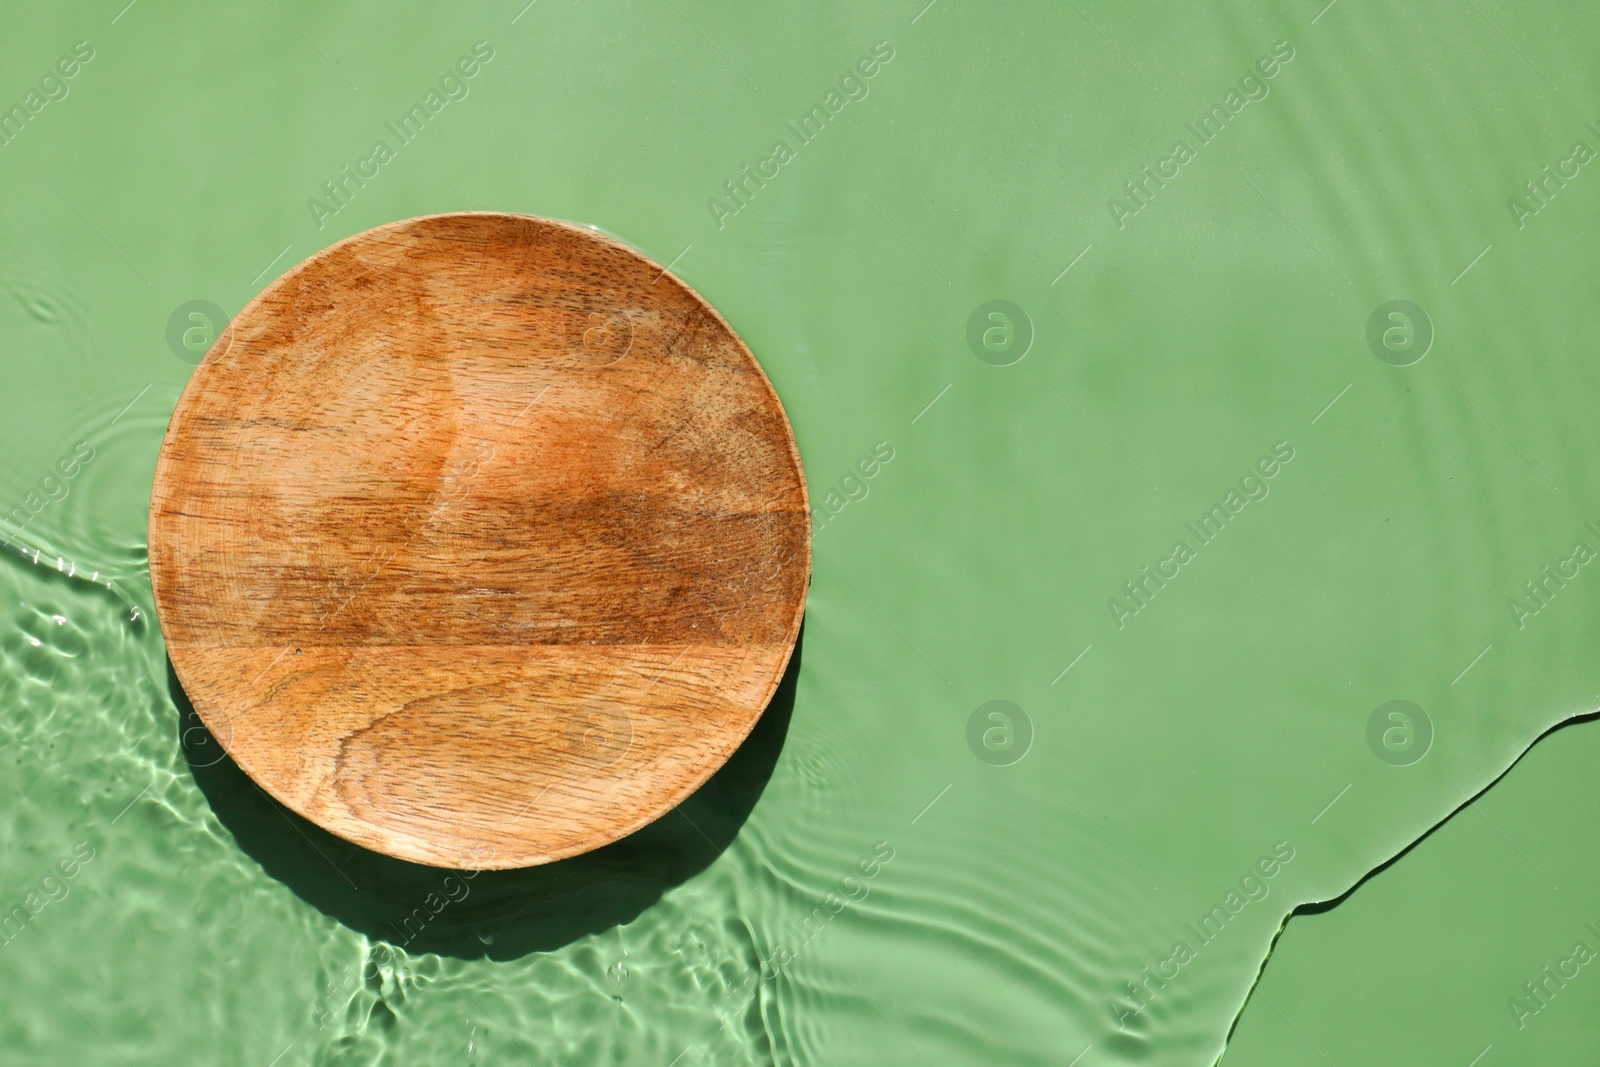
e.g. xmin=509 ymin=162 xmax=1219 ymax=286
xmin=1 ymin=1 xmax=1598 ymax=1063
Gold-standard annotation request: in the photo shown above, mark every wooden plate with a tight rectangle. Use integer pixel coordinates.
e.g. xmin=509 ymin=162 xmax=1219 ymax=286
xmin=149 ymin=213 xmax=809 ymax=869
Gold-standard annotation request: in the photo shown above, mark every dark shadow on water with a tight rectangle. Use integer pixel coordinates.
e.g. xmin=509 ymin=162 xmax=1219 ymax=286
xmin=173 ymin=625 xmax=801 ymax=961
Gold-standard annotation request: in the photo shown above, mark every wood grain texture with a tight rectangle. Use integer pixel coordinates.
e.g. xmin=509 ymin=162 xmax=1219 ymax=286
xmin=148 ymin=213 xmax=809 ymax=869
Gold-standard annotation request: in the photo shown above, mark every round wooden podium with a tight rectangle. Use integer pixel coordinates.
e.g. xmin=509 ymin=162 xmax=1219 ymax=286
xmin=149 ymin=213 xmax=809 ymax=869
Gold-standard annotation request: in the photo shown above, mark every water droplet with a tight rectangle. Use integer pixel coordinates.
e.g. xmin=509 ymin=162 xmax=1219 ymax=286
xmin=476 ymin=930 xmax=494 ymax=945
xmin=607 ymin=960 xmax=628 ymax=987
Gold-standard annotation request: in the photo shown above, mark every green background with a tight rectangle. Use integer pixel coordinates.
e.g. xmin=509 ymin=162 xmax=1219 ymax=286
xmin=0 ymin=0 xmax=1596 ymax=1063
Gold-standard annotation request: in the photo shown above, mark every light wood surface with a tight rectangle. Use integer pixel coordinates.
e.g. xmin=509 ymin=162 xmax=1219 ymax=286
xmin=149 ymin=213 xmax=809 ymax=869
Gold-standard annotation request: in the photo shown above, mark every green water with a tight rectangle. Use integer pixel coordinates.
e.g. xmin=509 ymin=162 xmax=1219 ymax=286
xmin=1222 ymin=711 xmax=1600 ymax=1065
xmin=1 ymin=0 xmax=1598 ymax=1063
